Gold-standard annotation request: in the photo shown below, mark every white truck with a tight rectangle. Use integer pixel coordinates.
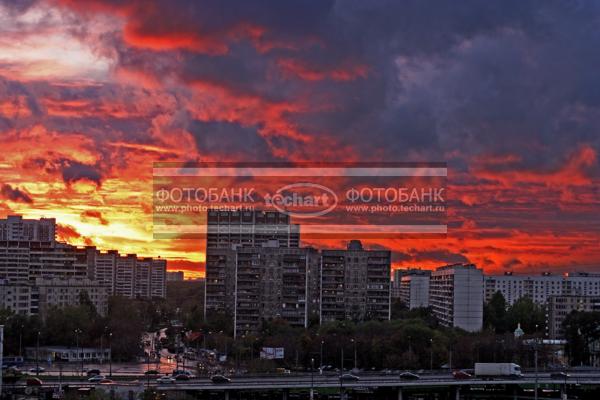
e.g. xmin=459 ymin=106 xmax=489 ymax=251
xmin=474 ymin=363 xmax=522 ymax=379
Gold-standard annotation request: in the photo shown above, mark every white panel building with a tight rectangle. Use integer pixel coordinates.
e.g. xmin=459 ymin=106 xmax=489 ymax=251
xmin=430 ymin=264 xmax=483 ymax=332
xmin=484 ymin=272 xmax=600 ymax=305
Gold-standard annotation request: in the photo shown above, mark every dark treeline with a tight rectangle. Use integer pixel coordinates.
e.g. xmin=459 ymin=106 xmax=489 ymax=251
xmin=2 ymin=286 xmax=599 ymax=370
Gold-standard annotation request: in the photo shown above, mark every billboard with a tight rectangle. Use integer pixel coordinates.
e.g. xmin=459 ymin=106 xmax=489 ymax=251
xmin=260 ymin=347 xmax=284 ymax=359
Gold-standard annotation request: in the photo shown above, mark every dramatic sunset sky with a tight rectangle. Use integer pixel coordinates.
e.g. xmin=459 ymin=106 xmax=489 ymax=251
xmin=1 ymin=0 xmax=599 ymax=279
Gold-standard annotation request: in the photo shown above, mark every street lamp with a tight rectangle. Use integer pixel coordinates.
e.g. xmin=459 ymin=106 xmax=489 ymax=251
xmin=74 ymin=329 xmax=83 ymax=376
xmin=108 ymin=332 xmax=113 ymax=377
xmin=19 ymin=324 xmax=24 ymax=359
xmin=430 ymin=338 xmax=434 ymax=371
xmin=36 ymin=331 xmax=41 ymax=376
xmin=534 ymin=324 xmax=539 ymax=400
xmin=310 ymin=357 xmax=315 ymax=400
xmin=320 ymin=340 xmax=324 ymax=374
xmin=351 ymin=339 xmax=357 ymax=370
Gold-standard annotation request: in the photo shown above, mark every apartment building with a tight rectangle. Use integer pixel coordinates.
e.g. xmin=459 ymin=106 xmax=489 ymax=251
xmin=0 ymin=216 xmax=167 ymax=317
xmin=0 ymin=215 xmax=56 ymax=243
xmin=205 ymin=209 xmax=301 ymax=320
xmin=234 ymin=243 xmax=321 ymax=337
xmin=547 ymin=295 xmax=600 ymax=339
xmin=36 ymin=278 xmax=110 ymax=316
xmin=0 ymin=241 xmax=88 ymax=284
xmin=205 ymin=210 xmax=392 ymax=334
xmin=0 ymin=278 xmax=110 ymax=316
xmin=430 ymin=264 xmax=483 ymax=332
xmin=484 ymin=272 xmax=600 ymax=305
xmin=167 ymin=271 xmax=185 ymax=281
xmin=206 ymin=209 xmax=300 ymax=249
xmin=398 ymin=269 xmax=431 ymax=309
xmin=320 ymin=240 xmax=391 ymax=323
xmin=0 ymin=280 xmax=34 ymax=315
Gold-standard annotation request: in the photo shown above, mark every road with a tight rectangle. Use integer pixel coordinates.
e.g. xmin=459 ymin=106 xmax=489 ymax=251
xmin=8 ymin=371 xmax=600 ymax=391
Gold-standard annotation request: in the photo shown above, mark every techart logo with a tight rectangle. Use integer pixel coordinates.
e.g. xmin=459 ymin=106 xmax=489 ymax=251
xmin=264 ymin=182 xmax=338 ymax=218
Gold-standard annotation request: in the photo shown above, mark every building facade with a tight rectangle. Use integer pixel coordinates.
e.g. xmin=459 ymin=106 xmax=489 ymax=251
xmin=0 ymin=215 xmax=56 ymax=243
xmin=398 ymin=269 xmax=431 ymax=309
xmin=204 ymin=210 xmax=392 ymax=335
xmin=320 ymin=240 xmax=391 ymax=323
xmin=429 ymin=264 xmax=483 ymax=332
xmin=484 ymin=272 xmax=600 ymax=305
xmin=0 ymin=216 xmax=167 ymax=317
xmin=206 ymin=209 xmax=300 ymax=249
xmin=167 ymin=271 xmax=185 ymax=281
xmin=547 ymin=295 xmax=600 ymax=339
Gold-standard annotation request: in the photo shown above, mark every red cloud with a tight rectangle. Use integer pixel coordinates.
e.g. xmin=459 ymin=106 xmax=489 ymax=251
xmin=277 ymin=58 xmax=369 ymax=82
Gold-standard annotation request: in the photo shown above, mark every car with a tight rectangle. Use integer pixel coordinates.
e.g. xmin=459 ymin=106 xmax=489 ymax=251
xmin=453 ymin=370 xmax=472 ymax=380
xmin=86 ymin=369 xmax=101 ymax=377
xmin=211 ymin=375 xmax=231 ymax=384
xmin=88 ymin=375 xmax=106 ymax=383
xmin=339 ymin=374 xmax=360 ymax=382
xmin=551 ymin=372 xmax=570 ymax=380
xmin=174 ymin=374 xmax=190 ymax=381
xmin=399 ymin=372 xmax=420 ymax=380
xmin=99 ymin=379 xmax=115 ymax=385
xmin=29 ymin=367 xmax=45 ymax=373
xmin=156 ymin=376 xmax=176 ymax=384
xmin=26 ymin=377 xmax=43 ymax=386
xmin=172 ymin=369 xmax=192 ymax=376
xmin=144 ymin=369 xmax=160 ymax=375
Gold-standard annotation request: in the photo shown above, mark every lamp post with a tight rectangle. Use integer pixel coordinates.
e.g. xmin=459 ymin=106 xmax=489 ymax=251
xmin=108 ymin=332 xmax=113 ymax=377
xmin=351 ymin=339 xmax=357 ymax=370
xmin=430 ymin=338 xmax=433 ymax=371
xmin=534 ymin=324 xmax=539 ymax=400
xmin=36 ymin=331 xmax=41 ymax=376
xmin=19 ymin=324 xmax=24 ymax=359
xmin=310 ymin=357 xmax=315 ymax=400
xmin=320 ymin=340 xmax=324 ymax=374
xmin=1 ymin=325 xmax=4 ymax=400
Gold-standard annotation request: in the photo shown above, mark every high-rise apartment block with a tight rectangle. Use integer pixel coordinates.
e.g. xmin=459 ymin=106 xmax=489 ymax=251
xmin=205 ymin=210 xmax=391 ymax=336
xmin=0 ymin=215 xmax=56 ymax=242
xmin=167 ymin=271 xmax=185 ymax=281
xmin=547 ymin=295 xmax=600 ymax=339
xmin=206 ymin=209 xmax=300 ymax=249
xmin=0 ymin=216 xmax=166 ymax=316
xmin=320 ymin=240 xmax=391 ymax=323
xmin=397 ymin=269 xmax=431 ymax=309
xmin=484 ymin=272 xmax=600 ymax=305
xmin=429 ymin=264 xmax=483 ymax=332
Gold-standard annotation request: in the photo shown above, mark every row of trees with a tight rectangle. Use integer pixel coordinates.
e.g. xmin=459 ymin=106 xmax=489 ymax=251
xmin=1 ymin=294 xmax=153 ymax=360
xmin=3 ymin=284 xmax=599 ymax=369
xmin=0 ymin=281 xmax=206 ymax=361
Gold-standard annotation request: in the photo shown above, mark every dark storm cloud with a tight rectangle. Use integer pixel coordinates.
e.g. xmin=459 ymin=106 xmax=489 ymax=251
xmin=97 ymin=0 xmax=600 ymax=170
xmin=0 ymin=184 xmax=33 ymax=203
xmin=59 ymin=159 xmax=103 ymax=186
xmin=190 ymin=120 xmax=274 ymax=160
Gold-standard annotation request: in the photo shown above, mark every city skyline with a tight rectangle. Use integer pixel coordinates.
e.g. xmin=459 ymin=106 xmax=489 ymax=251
xmin=1 ymin=1 xmax=600 ymax=280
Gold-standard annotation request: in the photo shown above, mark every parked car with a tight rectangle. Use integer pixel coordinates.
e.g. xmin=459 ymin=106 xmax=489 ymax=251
xmin=99 ymin=379 xmax=115 ymax=385
xmin=551 ymin=372 xmax=570 ymax=380
xmin=399 ymin=372 xmax=420 ymax=380
xmin=174 ymin=374 xmax=190 ymax=381
xmin=29 ymin=367 xmax=45 ymax=373
xmin=453 ymin=370 xmax=472 ymax=380
xmin=157 ymin=376 xmax=176 ymax=384
xmin=88 ymin=375 xmax=106 ymax=383
xmin=339 ymin=374 xmax=360 ymax=382
xmin=211 ymin=375 xmax=231 ymax=384
xmin=86 ymin=369 xmax=101 ymax=377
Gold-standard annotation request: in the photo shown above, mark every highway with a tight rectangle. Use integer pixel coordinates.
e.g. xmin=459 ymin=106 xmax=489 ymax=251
xmin=7 ymin=372 xmax=600 ymax=391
